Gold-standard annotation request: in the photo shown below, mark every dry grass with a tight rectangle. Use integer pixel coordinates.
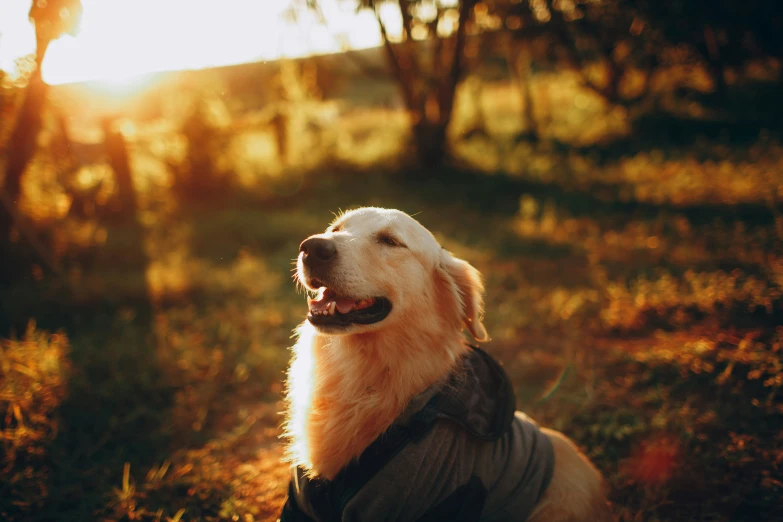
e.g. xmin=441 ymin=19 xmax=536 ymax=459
xmin=0 ymin=324 xmax=70 ymax=519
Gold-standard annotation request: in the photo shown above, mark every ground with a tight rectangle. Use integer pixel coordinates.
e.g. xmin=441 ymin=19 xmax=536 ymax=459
xmin=1 ymin=71 xmax=782 ymax=521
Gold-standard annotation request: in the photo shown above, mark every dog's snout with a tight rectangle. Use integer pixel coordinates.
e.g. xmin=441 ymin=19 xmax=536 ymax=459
xmin=300 ymin=237 xmax=337 ymax=264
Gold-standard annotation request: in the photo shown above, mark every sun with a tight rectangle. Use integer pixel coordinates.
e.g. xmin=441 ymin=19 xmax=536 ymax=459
xmin=17 ymin=0 xmax=395 ymax=87
xmin=41 ymin=0 xmax=285 ymax=85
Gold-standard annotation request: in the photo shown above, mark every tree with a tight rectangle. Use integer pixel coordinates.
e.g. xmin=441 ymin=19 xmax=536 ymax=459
xmin=1 ymin=0 xmax=82 ymax=242
xmin=495 ymin=0 xmax=782 ymax=104
xmin=369 ymin=0 xmax=477 ymax=168
xmin=632 ymin=0 xmax=782 ymax=96
xmin=310 ymin=0 xmax=478 ymax=168
xmin=489 ymin=0 xmax=660 ymax=107
xmin=311 ymin=0 xmax=781 ymax=164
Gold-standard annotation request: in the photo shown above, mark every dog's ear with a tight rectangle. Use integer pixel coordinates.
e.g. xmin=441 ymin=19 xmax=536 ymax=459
xmin=439 ymin=250 xmax=489 ymax=342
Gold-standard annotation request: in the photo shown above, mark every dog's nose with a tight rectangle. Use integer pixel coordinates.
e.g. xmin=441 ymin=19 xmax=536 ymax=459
xmin=300 ymin=237 xmax=337 ymax=264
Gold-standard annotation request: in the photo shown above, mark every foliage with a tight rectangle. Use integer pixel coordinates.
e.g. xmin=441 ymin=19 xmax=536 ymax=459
xmin=490 ymin=0 xmax=782 ymax=103
xmin=169 ymin=93 xmax=236 ymax=200
xmin=636 ymin=0 xmax=783 ymax=65
xmin=0 ymin=323 xmax=70 ymax=519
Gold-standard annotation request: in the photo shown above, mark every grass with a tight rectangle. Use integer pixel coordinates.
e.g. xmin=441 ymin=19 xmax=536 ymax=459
xmin=2 ymin=71 xmax=783 ymax=520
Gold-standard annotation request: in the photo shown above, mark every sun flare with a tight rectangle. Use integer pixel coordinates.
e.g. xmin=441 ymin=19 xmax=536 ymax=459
xmin=0 ymin=0 xmax=398 ymax=87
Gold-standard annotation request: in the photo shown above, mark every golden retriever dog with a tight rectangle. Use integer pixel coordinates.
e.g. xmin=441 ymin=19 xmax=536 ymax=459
xmin=281 ymin=207 xmax=611 ymax=522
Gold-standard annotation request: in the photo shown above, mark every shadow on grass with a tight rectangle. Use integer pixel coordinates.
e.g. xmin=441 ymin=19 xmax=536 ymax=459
xmin=556 ymin=80 xmax=783 ymax=165
xmin=176 ymin=161 xmax=777 ymax=287
xmin=0 ymin=219 xmax=200 ymax=521
xmin=432 ymin=164 xmax=783 ymax=226
xmin=177 ymin=167 xmax=585 ymax=272
xmin=46 ymin=220 xmax=170 ymax=521
xmin=405 ymin=166 xmax=781 ymax=229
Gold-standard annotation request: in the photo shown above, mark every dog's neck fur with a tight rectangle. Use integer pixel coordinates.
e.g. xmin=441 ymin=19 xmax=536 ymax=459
xmin=285 ymin=302 xmax=467 ymax=479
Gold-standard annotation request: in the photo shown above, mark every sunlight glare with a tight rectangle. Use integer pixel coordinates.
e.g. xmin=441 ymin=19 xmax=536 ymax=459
xmin=0 ymin=0 xmax=400 ymax=86
xmin=42 ymin=0 xmax=295 ymax=84
xmin=0 ymin=1 xmax=36 ymax=78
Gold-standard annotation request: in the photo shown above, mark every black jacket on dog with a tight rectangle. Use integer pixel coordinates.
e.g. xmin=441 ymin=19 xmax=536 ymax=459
xmin=280 ymin=346 xmax=555 ymax=522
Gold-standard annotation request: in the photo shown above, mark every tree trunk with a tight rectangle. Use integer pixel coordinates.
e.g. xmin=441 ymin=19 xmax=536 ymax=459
xmin=0 ymin=72 xmax=48 ymax=242
xmin=102 ymin=118 xmax=137 ymax=217
xmin=604 ymin=59 xmax=621 ymax=102
xmin=513 ymin=43 xmax=539 ymax=140
xmin=702 ymin=25 xmax=727 ymax=98
xmin=0 ymin=32 xmax=51 ymax=244
xmin=3 ymin=77 xmax=47 ymax=201
xmin=413 ymin=122 xmax=448 ymax=169
xmin=271 ymin=109 xmax=289 ymax=165
xmin=370 ymin=0 xmax=474 ymax=170
xmin=707 ymin=59 xmax=727 ymax=98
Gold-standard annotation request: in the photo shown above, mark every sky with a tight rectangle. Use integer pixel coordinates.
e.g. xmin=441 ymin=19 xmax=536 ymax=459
xmin=0 ymin=0 xmax=404 ymax=85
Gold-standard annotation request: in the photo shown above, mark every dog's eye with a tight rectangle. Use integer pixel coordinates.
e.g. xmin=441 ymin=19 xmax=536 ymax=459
xmin=377 ymin=233 xmax=404 ymax=247
xmin=330 ymin=225 xmax=342 ymax=233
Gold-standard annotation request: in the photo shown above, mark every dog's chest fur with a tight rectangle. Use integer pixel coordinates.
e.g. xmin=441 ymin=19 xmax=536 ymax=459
xmin=285 ymin=324 xmax=467 ymax=479
xmin=305 ymin=339 xmax=406 ymax=478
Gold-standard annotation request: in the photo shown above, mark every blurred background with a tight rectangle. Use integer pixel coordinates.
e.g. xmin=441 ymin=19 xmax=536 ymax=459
xmin=1 ymin=1 xmax=782 ymax=520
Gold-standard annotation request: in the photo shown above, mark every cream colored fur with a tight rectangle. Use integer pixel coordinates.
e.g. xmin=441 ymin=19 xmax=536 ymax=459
xmin=528 ymin=428 xmax=613 ymax=522
xmin=282 ymin=207 xmax=610 ymax=520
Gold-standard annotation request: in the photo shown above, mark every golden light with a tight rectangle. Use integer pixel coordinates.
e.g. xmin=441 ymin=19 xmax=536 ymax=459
xmin=0 ymin=0 xmax=405 ymax=88
xmin=282 ymin=320 xmax=318 ymax=471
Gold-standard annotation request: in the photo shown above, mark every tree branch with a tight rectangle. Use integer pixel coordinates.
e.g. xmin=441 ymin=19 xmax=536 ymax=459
xmin=437 ymin=0 xmax=474 ymax=126
xmin=397 ymin=0 xmax=423 ymax=80
xmin=370 ymin=0 xmax=422 ymax=118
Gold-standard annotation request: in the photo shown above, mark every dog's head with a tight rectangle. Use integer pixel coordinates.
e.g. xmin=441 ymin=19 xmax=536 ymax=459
xmin=296 ymin=207 xmax=488 ymax=342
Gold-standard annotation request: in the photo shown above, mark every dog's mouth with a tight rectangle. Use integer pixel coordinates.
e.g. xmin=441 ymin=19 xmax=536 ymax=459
xmin=307 ymin=286 xmax=392 ymax=328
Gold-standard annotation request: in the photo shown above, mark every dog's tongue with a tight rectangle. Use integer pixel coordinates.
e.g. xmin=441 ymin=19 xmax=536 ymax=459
xmin=309 ymin=288 xmax=360 ymax=314
xmin=335 ymin=298 xmax=355 ymax=314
